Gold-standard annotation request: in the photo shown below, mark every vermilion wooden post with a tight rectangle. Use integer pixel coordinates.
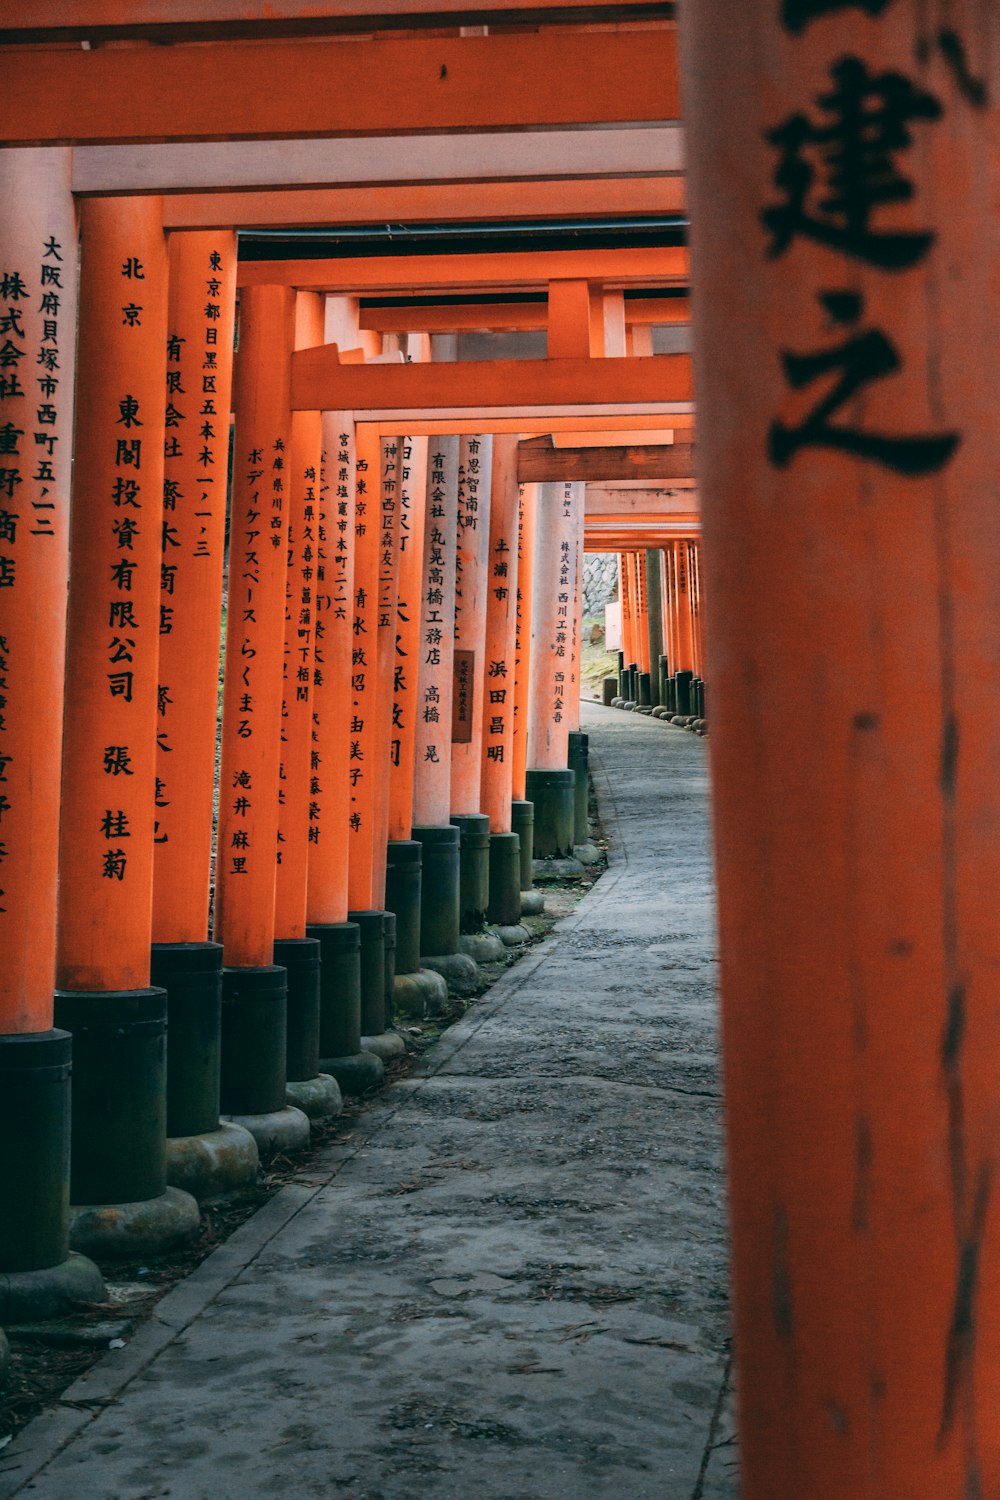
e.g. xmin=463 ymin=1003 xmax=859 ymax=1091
xmin=681 ymin=6 xmax=1000 ymax=1497
xmin=273 ymin=291 xmax=341 ymax=1121
xmin=215 ymin=282 xmax=309 ymax=1156
xmin=621 ymin=551 xmax=638 ymax=700
xmin=645 ymin=547 xmax=665 ymax=707
xmin=450 ymin=435 xmax=494 ymax=935
xmin=0 ymin=150 xmax=105 ymax=1312
xmin=525 ymin=482 xmax=582 ymax=856
xmin=54 ymin=195 xmax=200 ymax=1255
xmin=481 ymin=435 xmax=523 ymax=924
xmin=345 ymin=421 xmax=393 ymax=1041
xmin=148 ymin=230 xmax=258 ymax=1202
xmin=511 ymin=479 xmax=538 ymax=892
xmin=411 ymin=436 xmax=463 ymax=961
xmin=306 ymin=412 xmax=382 ymax=1098
xmin=563 ymin=483 xmax=588 ymax=843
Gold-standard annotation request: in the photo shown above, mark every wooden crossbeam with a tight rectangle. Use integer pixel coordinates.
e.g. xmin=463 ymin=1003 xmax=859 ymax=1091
xmin=239 ymin=246 xmax=687 ymax=296
xmin=160 ymin=178 xmax=686 ymax=231
xmin=0 ymin=1 xmax=675 ymax=42
xmin=0 ymin=31 xmax=679 ymax=146
xmin=519 ymin=439 xmax=695 ymax=483
xmin=289 ymin=346 xmax=692 ymax=412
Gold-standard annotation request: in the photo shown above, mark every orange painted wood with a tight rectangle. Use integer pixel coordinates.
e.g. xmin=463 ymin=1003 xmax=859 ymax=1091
xmin=518 ymin=441 xmax=695 ymax=484
xmin=387 ymin=433 xmax=429 ymax=842
xmin=635 ymin=551 xmax=650 ymax=674
xmin=214 ymin=284 xmax=294 ymax=967
xmin=526 ymin=482 xmax=583 ymax=770
xmin=480 ymin=436 xmax=520 ymax=834
xmin=274 ymin=293 xmax=325 ymax=941
xmin=370 ymin=435 xmax=403 ymax=904
xmin=56 ymin=196 xmax=167 ymax=992
xmin=547 ymin=280 xmax=597 ymax=361
xmin=620 ymin=552 xmax=636 ymax=667
xmin=3 ymin=32 xmax=679 ymax=146
xmin=382 ymin=413 xmax=696 ymax=438
xmin=682 ymin=8 xmax=1000 ymax=1494
xmin=249 ymin=246 xmax=687 ymax=296
xmin=0 ymin=0 xmax=674 ymax=38
xmin=0 ymin=149 xmax=77 ymax=1029
xmin=346 ymin=423 xmax=382 ymax=911
xmin=151 ymin=230 xmax=236 ymax=945
xmin=450 ymin=435 xmax=492 ymax=815
xmin=306 ymin=414 xmax=356 ymax=926
xmin=161 ymin=180 xmax=687 ymax=234
xmin=511 ymin=481 xmax=536 ymax=803
xmin=291 ymin=351 xmax=692 ymax=415
xmin=412 ymin=437 xmax=459 ymax=827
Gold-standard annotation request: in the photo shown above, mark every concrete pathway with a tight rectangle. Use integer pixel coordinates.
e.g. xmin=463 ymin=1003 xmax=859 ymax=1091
xmin=2 ymin=703 xmax=738 ymax=1500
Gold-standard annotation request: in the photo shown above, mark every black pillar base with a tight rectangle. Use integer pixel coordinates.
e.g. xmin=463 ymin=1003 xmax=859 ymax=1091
xmin=54 ymin=988 xmax=169 ymax=1207
xmin=150 ymin=941 xmax=223 ymax=1140
xmin=510 ymin=800 xmax=535 ymax=891
xmin=567 ymin=731 xmax=590 ymax=846
xmin=487 ymin=832 xmax=522 ymax=926
xmin=306 ymin=921 xmax=379 ymax=1100
xmin=273 ymin=938 xmax=321 ymax=1085
xmin=385 ymin=839 xmax=422 ymax=976
xmin=411 ymin=824 xmax=460 ymax=956
xmin=524 ymin=769 xmax=576 ymax=858
xmin=0 ymin=1029 xmax=104 ymax=1317
xmin=348 ymin=910 xmax=389 ymax=1038
xmin=450 ymin=813 xmax=491 ymax=933
xmin=220 ymin=966 xmax=287 ymax=1118
xmin=675 ymin=669 xmax=694 ymax=715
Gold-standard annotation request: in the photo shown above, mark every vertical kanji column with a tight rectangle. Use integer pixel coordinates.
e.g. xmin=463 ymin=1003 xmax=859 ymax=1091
xmin=450 ymin=435 xmax=495 ymax=944
xmin=0 ymin=150 xmax=105 ymax=1316
xmin=345 ymin=422 xmax=392 ymax=1044
xmin=411 ymin=437 xmax=466 ymax=976
xmin=681 ymin=6 xmax=1000 ymax=1498
xmin=671 ymin=540 xmax=695 ymax=713
xmin=645 ymin=547 xmax=665 ymax=708
xmin=511 ymin=480 xmax=538 ymax=895
xmin=215 ymin=284 xmax=309 ymax=1157
xmin=564 ymin=482 xmax=589 ymax=848
xmin=620 ymin=552 xmax=637 ymax=702
xmin=480 ymin=435 xmax=524 ymax=928
xmin=273 ymin=292 xmax=341 ymax=1122
xmin=306 ymin=412 xmax=382 ymax=1098
xmin=526 ymin=482 xmax=583 ymax=858
xmin=149 ymin=230 xmax=258 ymax=1203
xmin=54 ymin=196 xmax=201 ymax=1257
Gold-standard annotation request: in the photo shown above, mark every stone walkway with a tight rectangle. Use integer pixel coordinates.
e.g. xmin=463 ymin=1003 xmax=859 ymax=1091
xmin=1 ymin=702 xmax=738 ymax=1500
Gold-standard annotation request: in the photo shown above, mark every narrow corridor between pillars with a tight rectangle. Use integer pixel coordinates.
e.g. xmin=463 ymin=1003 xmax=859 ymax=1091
xmin=1 ymin=703 xmax=736 ymax=1500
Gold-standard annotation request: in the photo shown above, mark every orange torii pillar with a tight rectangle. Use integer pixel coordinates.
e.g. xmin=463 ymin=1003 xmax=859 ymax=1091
xmin=0 ymin=150 xmax=106 ymax=1318
xmin=411 ymin=437 xmax=472 ymax=985
xmin=384 ymin=418 xmax=451 ymax=1019
xmin=481 ymin=436 xmax=529 ymax=929
xmin=689 ymin=540 xmax=706 ymax=717
xmin=272 ymin=292 xmax=342 ymax=1122
xmin=511 ymin=480 xmax=538 ymax=895
xmin=450 ymin=435 xmax=500 ymax=948
xmin=214 ymin=284 xmax=309 ymax=1158
xmin=53 ymin=197 xmax=201 ymax=1258
xmin=345 ymin=422 xmax=396 ymax=1049
xmin=564 ymin=489 xmax=591 ymax=847
xmin=645 ymin=547 xmax=666 ymax=709
xmin=618 ymin=552 xmax=639 ymax=704
xmin=306 ymin=412 xmax=382 ymax=1099
xmin=683 ymin=7 xmax=1000 ymax=1498
xmin=148 ymin=230 xmax=258 ymax=1205
xmin=525 ymin=482 xmax=584 ymax=859
xmin=671 ymin=540 xmax=696 ymax=714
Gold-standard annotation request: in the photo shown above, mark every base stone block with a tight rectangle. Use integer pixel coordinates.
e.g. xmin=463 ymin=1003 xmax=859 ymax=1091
xmin=495 ymin=924 xmax=531 ymax=946
xmin=573 ymin=842 xmax=602 ymax=866
xmin=166 ymin=1120 xmax=259 ymax=1202
xmin=361 ymin=1031 xmax=407 ymax=1062
xmin=457 ymin=930 xmax=506 ymax=963
xmin=520 ymin=890 xmax=545 ymax=916
xmin=0 ymin=1253 xmax=106 ymax=1325
xmin=221 ymin=1105 xmax=310 ymax=1161
xmin=0 ymin=1329 xmax=8 ymax=1389
xmin=392 ymin=968 xmax=450 ymax=1019
xmin=320 ymin=1051 xmax=385 ymax=1097
xmin=420 ymin=951 xmax=480 ymax=997
xmin=286 ymin=1074 xmax=342 ymax=1121
xmin=69 ymin=1187 xmax=201 ymax=1262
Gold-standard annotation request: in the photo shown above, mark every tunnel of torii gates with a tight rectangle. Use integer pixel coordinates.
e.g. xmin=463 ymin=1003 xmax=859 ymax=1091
xmin=2 ymin=4 xmax=1000 ymax=1499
